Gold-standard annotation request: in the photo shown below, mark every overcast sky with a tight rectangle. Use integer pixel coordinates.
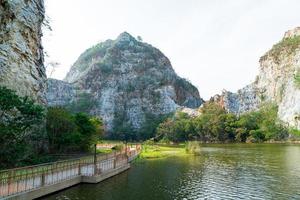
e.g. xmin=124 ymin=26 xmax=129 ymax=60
xmin=43 ymin=0 xmax=300 ymax=99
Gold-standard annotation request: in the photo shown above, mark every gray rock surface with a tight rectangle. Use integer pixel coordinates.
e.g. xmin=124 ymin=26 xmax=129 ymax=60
xmin=214 ymin=27 xmax=300 ymax=129
xmin=47 ymin=78 xmax=77 ymax=106
xmin=0 ymin=0 xmax=46 ymax=104
xmin=47 ymin=32 xmax=203 ymax=132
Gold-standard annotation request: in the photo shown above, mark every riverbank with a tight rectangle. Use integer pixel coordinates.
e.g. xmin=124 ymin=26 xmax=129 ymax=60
xmin=263 ymin=140 xmax=300 ymax=144
xmin=139 ymin=141 xmax=300 ymax=160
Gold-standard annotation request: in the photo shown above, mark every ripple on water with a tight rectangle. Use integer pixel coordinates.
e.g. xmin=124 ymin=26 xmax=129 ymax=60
xmin=42 ymin=144 xmax=300 ymax=200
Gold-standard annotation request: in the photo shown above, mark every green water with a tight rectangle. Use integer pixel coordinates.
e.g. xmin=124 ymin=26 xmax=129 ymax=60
xmin=41 ymin=144 xmax=300 ymax=200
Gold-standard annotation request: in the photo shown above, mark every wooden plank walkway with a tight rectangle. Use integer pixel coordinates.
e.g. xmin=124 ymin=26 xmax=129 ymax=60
xmin=0 ymin=144 xmax=141 ymax=199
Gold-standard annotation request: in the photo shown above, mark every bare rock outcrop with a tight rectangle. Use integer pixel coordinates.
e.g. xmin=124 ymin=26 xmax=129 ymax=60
xmin=47 ymin=32 xmax=203 ymax=133
xmin=214 ymin=27 xmax=300 ymax=129
xmin=0 ymin=0 xmax=46 ymax=104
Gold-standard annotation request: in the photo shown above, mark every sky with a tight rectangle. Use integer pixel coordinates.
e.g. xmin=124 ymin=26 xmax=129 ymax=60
xmin=43 ymin=0 xmax=300 ymax=100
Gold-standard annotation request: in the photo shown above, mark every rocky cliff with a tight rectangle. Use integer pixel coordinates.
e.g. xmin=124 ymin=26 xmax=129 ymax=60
xmin=214 ymin=27 xmax=300 ymax=129
xmin=47 ymin=32 xmax=203 ymax=134
xmin=0 ymin=0 xmax=46 ymax=104
xmin=47 ymin=78 xmax=77 ymax=106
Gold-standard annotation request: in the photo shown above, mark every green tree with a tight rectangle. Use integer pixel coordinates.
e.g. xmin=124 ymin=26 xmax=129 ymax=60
xmin=235 ymin=104 xmax=288 ymax=142
xmin=46 ymin=108 xmax=104 ymax=153
xmin=156 ymin=112 xmax=194 ymax=143
xmin=156 ymin=118 xmax=174 ymax=141
xmin=90 ymin=117 xmax=104 ymax=139
xmin=74 ymin=112 xmax=98 ymax=151
xmin=0 ymin=86 xmax=45 ymax=168
xmin=193 ymin=102 xmax=228 ymax=142
xmin=46 ymin=107 xmax=79 ymax=153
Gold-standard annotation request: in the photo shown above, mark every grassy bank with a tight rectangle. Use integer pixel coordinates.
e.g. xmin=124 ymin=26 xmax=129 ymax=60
xmin=139 ymin=144 xmax=187 ymax=159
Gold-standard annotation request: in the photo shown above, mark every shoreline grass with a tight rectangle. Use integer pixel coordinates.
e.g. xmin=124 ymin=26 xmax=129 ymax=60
xmin=139 ymin=144 xmax=187 ymax=159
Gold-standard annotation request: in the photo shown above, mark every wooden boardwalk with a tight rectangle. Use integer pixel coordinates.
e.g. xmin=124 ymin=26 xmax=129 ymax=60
xmin=0 ymin=144 xmax=141 ymax=199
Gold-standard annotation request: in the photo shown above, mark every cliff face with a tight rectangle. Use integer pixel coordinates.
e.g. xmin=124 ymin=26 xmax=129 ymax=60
xmin=0 ymin=0 xmax=46 ymax=104
xmin=211 ymin=84 xmax=261 ymax=115
xmin=48 ymin=32 xmax=203 ymax=132
xmin=215 ymin=27 xmax=300 ymax=129
xmin=47 ymin=78 xmax=77 ymax=106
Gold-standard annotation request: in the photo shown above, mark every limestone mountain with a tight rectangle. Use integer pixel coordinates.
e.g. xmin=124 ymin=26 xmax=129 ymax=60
xmin=47 ymin=32 xmax=203 ymax=138
xmin=213 ymin=27 xmax=300 ymax=129
xmin=0 ymin=0 xmax=46 ymax=104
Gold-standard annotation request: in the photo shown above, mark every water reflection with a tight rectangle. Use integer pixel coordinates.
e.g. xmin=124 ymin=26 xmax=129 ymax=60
xmin=41 ymin=144 xmax=300 ymax=200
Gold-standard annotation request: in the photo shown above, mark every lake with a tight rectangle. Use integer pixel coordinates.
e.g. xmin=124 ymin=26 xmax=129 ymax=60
xmin=41 ymin=144 xmax=300 ymax=200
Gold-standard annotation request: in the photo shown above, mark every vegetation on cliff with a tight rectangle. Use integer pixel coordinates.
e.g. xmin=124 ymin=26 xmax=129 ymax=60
xmin=294 ymin=71 xmax=300 ymax=88
xmin=262 ymin=35 xmax=300 ymax=63
xmin=49 ymin=32 xmax=202 ymax=138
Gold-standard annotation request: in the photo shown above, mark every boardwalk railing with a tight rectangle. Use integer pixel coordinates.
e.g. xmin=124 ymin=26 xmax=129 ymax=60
xmin=0 ymin=144 xmax=141 ymax=199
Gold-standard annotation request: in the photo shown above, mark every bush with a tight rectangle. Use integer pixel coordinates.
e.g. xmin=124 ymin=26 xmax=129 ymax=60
xmin=185 ymin=141 xmax=201 ymax=154
xmin=248 ymin=130 xmax=265 ymax=142
xmin=266 ymin=35 xmax=300 ymax=63
xmin=294 ymin=71 xmax=300 ymax=88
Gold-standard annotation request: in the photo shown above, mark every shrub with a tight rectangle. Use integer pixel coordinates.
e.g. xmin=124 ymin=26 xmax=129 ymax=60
xmin=294 ymin=71 xmax=300 ymax=88
xmin=96 ymin=62 xmax=113 ymax=74
xmin=266 ymin=35 xmax=300 ymax=63
xmin=289 ymin=128 xmax=300 ymax=138
xmin=185 ymin=141 xmax=201 ymax=154
xmin=249 ymin=130 xmax=265 ymax=142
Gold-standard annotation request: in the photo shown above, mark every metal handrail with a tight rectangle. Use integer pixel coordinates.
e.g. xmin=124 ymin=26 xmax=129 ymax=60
xmin=0 ymin=144 xmax=141 ymax=198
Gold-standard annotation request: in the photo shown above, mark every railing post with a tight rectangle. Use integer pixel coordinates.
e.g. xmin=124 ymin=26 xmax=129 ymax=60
xmin=7 ymin=170 xmax=13 ymax=195
xmin=78 ymin=162 xmax=81 ymax=175
xmin=41 ymin=172 xmax=45 ymax=186
xmin=113 ymin=152 xmax=117 ymax=169
xmin=94 ymin=144 xmax=97 ymax=175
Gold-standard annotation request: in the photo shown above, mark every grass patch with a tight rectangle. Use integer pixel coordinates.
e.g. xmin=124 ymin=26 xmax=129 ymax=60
xmin=290 ymin=128 xmax=300 ymax=137
xmin=96 ymin=149 xmax=113 ymax=154
xmin=139 ymin=144 xmax=187 ymax=159
xmin=185 ymin=141 xmax=202 ymax=154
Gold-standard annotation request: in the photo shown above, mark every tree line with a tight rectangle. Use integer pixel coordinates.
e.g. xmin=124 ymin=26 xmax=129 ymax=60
xmin=156 ymin=102 xmax=290 ymax=143
xmin=0 ymin=87 xmax=103 ymax=169
xmin=1 ymin=86 xmax=298 ymax=169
